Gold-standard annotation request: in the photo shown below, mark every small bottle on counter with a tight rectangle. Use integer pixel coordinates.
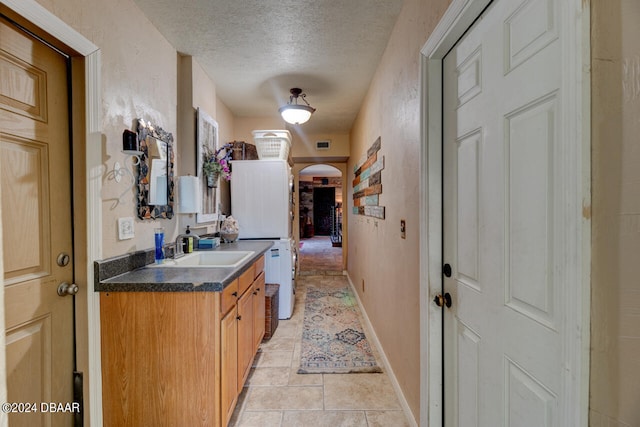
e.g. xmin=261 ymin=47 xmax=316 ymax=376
xmin=154 ymin=227 xmax=165 ymax=263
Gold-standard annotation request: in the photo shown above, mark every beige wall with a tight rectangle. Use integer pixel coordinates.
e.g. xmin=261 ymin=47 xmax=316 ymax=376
xmin=234 ymin=117 xmax=287 ymax=145
xmin=32 ymin=0 xmax=182 ymax=258
xmin=177 ymin=55 xmax=235 ymax=227
xmin=289 ymin=130 xmax=350 ymax=160
xmin=590 ymin=0 xmax=640 ymax=425
xmin=30 ymin=0 xmax=238 ymax=256
xmin=347 ymin=0 xmax=450 ymax=421
xmin=233 ymin=119 xmax=350 ymax=162
xmin=216 ymin=96 xmax=236 ymax=215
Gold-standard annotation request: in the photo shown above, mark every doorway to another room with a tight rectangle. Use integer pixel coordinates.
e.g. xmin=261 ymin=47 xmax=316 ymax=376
xmin=298 ymin=164 xmax=343 ymax=275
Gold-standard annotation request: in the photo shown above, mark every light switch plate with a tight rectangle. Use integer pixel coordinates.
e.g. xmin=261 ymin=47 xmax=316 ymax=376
xmin=118 ymin=217 xmax=135 ymax=240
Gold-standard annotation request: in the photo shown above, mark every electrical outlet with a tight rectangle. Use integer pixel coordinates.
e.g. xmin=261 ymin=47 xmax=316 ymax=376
xmin=401 ymin=219 xmax=406 ymax=239
xmin=118 ymin=217 xmax=135 ymax=240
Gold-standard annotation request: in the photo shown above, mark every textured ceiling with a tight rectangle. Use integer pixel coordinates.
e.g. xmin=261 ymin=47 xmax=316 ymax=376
xmin=132 ymin=0 xmax=404 ymax=134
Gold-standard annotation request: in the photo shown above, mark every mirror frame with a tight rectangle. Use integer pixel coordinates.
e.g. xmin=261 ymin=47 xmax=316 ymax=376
xmin=136 ymin=118 xmax=175 ymax=219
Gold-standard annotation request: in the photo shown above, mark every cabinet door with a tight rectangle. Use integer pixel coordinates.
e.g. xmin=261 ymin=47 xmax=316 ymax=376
xmin=254 ymin=254 xmax=265 ymax=277
xmin=221 ymin=278 xmax=239 ymax=316
xmin=237 ymin=289 xmax=254 ymax=393
xmin=221 ymin=308 xmax=238 ymax=427
xmin=253 ymin=271 xmax=266 ymax=351
xmin=238 ymin=263 xmax=254 ymax=295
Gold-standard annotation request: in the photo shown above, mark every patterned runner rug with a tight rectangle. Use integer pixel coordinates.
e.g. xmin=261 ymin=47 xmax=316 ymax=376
xmin=298 ymin=276 xmax=382 ymax=374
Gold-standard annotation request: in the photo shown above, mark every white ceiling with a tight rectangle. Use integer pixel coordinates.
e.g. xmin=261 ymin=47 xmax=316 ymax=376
xmin=132 ymin=0 xmax=404 ymax=134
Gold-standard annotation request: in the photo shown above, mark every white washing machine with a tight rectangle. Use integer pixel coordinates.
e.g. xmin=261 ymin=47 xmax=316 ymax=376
xmin=262 ymin=238 xmax=296 ymax=319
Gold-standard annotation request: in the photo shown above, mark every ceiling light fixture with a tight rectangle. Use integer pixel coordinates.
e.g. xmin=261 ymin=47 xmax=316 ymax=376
xmin=279 ymin=88 xmax=316 ymax=125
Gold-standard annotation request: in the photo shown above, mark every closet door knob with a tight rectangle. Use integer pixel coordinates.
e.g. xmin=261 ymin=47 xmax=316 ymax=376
xmin=434 ymin=293 xmax=452 ymax=308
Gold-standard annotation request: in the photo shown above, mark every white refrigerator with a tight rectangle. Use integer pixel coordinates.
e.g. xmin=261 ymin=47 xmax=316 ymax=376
xmin=230 ymin=159 xmax=296 ymax=319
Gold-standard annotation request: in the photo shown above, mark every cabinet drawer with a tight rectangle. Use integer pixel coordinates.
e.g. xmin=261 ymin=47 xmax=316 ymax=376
xmin=221 ymin=279 xmax=239 ymax=315
xmin=254 ymin=255 xmax=265 ymax=278
xmin=238 ymin=264 xmax=254 ymax=295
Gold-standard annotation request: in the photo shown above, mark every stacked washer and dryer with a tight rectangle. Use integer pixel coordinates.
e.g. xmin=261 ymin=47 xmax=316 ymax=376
xmin=230 ymin=131 xmax=297 ymax=319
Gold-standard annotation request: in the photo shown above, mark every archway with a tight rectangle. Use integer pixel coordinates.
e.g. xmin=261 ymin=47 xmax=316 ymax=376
xmin=298 ymin=164 xmax=344 ymax=273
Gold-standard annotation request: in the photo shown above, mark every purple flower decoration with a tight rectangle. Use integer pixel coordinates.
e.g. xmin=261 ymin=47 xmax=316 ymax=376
xmin=202 ymin=142 xmax=233 ymax=181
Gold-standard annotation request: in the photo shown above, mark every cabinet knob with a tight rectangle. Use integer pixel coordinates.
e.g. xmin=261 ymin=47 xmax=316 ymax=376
xmin=232 ymin=292 xmax=238 ymax=297
xmin=236 ymin=315 xmax=242 ymax=321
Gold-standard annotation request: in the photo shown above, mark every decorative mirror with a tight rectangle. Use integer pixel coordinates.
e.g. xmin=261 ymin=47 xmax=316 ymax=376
xmin=136 ymin=118 xmax=174 ymax=219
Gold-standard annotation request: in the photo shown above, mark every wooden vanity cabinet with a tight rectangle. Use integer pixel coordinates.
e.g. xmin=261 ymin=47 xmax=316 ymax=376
xmin=237 ymin=262 xmax=265 ymax=390
xmin=223 ymin=256 xmax=266 ymax=423
xmin=221 ymin=276 xmax=239 ymax=315
xmin=236 ymin=284 xmax=254 ymax=393
xmin=252 ymin=272 xmax=266 ymax=352
xmin=100 ymin=254 xmax=267 ymax=427
xmin=236 ymin=270 xmax=266 ymax=394
xmin=220 ymin=302 xmax=238 ymax=426
xmin=100 ymin=291 xmax=220 ymax=427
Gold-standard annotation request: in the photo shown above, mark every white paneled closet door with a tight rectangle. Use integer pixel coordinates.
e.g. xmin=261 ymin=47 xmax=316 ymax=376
xmin=442 ymin=0 xmax=568 ymax=425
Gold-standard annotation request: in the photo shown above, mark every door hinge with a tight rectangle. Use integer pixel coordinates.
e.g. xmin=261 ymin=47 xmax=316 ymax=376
xmin=73 ymin=371 xmax=83 ymax=427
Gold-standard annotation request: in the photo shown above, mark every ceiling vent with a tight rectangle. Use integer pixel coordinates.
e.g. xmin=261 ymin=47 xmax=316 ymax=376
xmin=316 ymin=140 xmax=331 ymax=150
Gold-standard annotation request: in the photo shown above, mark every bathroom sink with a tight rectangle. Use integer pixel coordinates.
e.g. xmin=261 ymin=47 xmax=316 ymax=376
xmin=150 ymin=251 xmax=255 ymax=268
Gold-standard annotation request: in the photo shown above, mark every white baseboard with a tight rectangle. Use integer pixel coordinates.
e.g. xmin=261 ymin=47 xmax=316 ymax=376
xmin=346 ymin=273 xmax=418 ymax=427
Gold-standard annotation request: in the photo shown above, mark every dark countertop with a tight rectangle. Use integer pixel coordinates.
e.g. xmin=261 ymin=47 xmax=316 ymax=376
xmin=95 ymin=240 xmax=273 ymax=292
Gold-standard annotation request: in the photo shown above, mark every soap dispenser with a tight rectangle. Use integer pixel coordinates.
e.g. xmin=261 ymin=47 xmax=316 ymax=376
xmin=184 ymin=225 xmax=194 ymax=254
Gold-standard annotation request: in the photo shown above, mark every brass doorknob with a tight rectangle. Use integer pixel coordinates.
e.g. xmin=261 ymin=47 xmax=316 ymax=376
xmin=434 ymin=293 xmax=452 ymax=308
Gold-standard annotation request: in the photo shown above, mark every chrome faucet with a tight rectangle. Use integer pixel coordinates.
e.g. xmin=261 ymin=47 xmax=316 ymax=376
xmin=174 ymin=226 xmax=200 ymax=258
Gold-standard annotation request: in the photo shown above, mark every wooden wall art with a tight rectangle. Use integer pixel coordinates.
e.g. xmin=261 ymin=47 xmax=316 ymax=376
xmin=352 ymin=137 xmax=385 ymax=219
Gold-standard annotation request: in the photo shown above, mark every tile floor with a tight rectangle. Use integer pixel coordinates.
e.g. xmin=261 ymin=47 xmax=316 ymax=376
xmin=229 ymin=237 xmax=411 ymax=427
xmin=298 ymin=236 xmax=343 ymax=274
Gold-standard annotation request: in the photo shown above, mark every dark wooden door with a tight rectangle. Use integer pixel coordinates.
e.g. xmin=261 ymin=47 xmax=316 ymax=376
xmin=313 ymin=187 xmax=335 ymax=235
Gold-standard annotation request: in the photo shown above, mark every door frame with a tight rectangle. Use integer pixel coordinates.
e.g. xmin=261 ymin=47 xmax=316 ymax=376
xmin=418 ymin=0 xmax=591 ymax=425
xmin=0 ymin=0 xmax=103 ymax=424
xmin=294 ymin=162 xmax=348 ymax=272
